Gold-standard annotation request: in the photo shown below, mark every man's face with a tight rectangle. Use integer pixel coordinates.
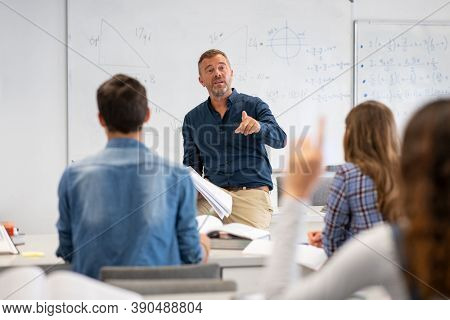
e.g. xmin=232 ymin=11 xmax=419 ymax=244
xmin=198 ymin=54 xmax=233 ymax=98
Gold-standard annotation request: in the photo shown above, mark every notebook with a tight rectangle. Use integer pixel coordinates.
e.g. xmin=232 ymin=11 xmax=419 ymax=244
xmin=197 ymin=215 xmax=270 ymax=240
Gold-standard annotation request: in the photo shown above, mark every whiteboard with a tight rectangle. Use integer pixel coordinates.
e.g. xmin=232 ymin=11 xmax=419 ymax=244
xmin=68 ymin=0 xmax=353 ymax=169
xmin=354 ymin=20 xmax=450 ymax=131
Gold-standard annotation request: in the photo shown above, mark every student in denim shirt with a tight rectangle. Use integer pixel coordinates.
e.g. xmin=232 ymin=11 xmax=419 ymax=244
xmin=56 ymin=74 xmax=210 ymax=278
xmin=308 ymin=101 xmax=400 ymax=256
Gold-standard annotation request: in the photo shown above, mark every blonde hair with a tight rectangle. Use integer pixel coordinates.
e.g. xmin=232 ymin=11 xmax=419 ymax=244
xmin=344 ymin=100 xmax=400 ymax=221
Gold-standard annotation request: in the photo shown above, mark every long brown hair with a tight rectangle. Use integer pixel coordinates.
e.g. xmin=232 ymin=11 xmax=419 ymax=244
xmin=344 ymin=100 xmax=400 ymax=221
xmin=401 ymin=99 xmax=450 ymax=299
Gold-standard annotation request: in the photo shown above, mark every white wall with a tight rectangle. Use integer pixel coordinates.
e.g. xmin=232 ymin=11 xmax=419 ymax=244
xmin=0 ymin=0 xmax=448 ymax=234
xmin=0 ymin=0 xmax=67 ymax=234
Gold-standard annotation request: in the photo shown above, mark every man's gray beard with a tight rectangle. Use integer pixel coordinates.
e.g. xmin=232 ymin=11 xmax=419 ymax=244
xmin=212 ymin=87 xmax=228 ymax=98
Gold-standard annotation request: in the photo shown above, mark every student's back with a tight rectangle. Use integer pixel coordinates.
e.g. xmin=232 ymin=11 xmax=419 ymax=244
xmin=57 ymin=139 xmax=202 ymax=278
xmin=322 ymin=162 xmax=383 ymax=255
xmin=309 ymin=101 xmax=400 ymax=256
xmin=264 ymin=99 xmax=450 ymax=300
xmin=56 ymin=75 xmax=204 ymax=278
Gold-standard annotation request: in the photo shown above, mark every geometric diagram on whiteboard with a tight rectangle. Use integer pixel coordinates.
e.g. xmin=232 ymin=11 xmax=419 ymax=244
xmin=268 ymin=20 xmax=306 ymax=64
xmin=211 ymin=25 xmax=248 ymax=66
xmin=98 ymin=19 xmax=150 ymax=68
xmin=126 ymin=71 xmax=156 ymax=86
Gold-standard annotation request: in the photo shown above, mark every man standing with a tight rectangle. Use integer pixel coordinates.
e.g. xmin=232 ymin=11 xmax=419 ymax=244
xmin=57 ymin=74 xmax=209 ymax=279
xmin=183 ymin=49 xmax=287 ymax=229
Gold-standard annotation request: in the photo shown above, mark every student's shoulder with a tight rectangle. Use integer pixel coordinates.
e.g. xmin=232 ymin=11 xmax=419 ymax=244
xmin=65 ymin=152 xmax=104 ymax=172
xmin=336 ymin=162 xmax=365 ymax=179
xmin=59 ymin=153 xmax=104 ymax=189
xmin=358 ymin=223 xmax=393 ymax=240
xmin=169 ymin=163 xmax=194 ymax=191
xmin=151 ymin=154 xmax=192 ymax=183
xmin=352 ymin=223 xmax=396 ymax=255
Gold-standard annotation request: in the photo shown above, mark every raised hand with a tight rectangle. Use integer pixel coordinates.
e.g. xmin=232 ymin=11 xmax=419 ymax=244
xmin=284 ymin=119 xmax=325 ymax=199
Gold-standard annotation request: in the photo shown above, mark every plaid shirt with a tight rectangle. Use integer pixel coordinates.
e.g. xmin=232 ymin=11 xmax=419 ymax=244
xmin=322 ymin=163 xmax=383 ymax=256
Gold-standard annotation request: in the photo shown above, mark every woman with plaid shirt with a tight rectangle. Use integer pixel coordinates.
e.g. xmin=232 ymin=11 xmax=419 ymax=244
xmin=263 ymin=100 xmax=450 ymax=299
xmin=308 ymin=101 xmax=400 ymax=256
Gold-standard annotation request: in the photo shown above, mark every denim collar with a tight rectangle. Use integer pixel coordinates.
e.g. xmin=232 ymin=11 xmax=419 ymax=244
xmin=106 ymin=138 xmax=147 ymax=150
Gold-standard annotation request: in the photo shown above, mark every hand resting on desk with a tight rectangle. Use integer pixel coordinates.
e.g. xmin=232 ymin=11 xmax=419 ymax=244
xmin=307 ymin=230 xmax=323 ymax=248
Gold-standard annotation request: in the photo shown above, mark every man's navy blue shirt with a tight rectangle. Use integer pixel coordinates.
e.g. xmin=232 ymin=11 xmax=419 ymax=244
xmin=182 ymin=89 xmax=286 ymax=190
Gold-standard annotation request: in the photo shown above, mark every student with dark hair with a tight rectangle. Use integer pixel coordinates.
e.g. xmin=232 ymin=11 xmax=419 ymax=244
xmin=263 ymin=99 xmax=450 ymax=299
xmin=56 ymin=74 xmax=210 ymax=279
xmin=308 ymin=101 xmax=400 ymax=256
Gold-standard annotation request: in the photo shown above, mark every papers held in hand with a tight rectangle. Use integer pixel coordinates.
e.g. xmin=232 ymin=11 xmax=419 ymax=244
xmin=0 ymin=225 xmax=19 ymax=255
xmin=188 ymin=167 xmax=232 ymax=219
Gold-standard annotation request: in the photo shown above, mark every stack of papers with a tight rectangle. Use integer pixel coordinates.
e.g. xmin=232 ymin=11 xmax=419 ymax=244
xmin=188 ymin=167 xmax=232 ymax=219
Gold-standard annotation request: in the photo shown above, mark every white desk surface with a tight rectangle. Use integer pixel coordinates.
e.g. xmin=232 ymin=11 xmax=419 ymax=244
xmin=0 ymin=234 xmax=64 ymax=267
xmin=0 ymin=234 xmax=264 ymax=269
xmin=0 ymin=233 xmax=389 ymax=299
xmin=1 ymin=206 xmax=325 ymax=268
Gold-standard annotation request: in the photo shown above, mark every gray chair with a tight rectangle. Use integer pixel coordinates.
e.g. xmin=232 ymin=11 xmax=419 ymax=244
xmin=276 ymin=175 xmax=334 ymax=206
xmin=99 ymin=264 xmax=236 ymax=296
xmin=104 ymin=278 xmax=237 ymax=295
xmin=100 ymin=263 xmax=221 ymax=281
xmin=310 ymin=176 xmax=334 ymax=206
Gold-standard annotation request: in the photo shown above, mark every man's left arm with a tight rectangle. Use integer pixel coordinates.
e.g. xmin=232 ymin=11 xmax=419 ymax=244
xmin=176 ymin=170 xmax=204 ymax=264
xmin=56 ymin=169 xmax=74 ymax=263
xmin=254 ymin=99 xmax=287 ymax=149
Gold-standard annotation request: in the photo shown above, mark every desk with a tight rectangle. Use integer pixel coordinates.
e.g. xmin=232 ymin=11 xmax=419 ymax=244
xmin=0 ymin=234 xmax=263 ymax=268
xmin=0 ymin=234 xmax=63 ymax=268
xmin=271 ymin=205 xmax=325 ymax=243
xmin=0 ymin=234 xmax=269 ymax=295
xmin=0 ymin=233 xmax=389 ymax=299
xmin=0 ymin=207 xmax=325 ymax=295
xmin=0 ymin=206 xmax=325 ymax=269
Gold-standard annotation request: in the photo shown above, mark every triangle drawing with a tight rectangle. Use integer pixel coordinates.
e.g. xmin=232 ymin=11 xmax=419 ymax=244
xmin=98 ymin=19 xmax=149 ymax=68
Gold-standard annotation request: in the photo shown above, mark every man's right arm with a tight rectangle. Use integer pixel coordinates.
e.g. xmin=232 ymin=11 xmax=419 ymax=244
xmin=182 ymin=115 xmax=203 ymax=175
